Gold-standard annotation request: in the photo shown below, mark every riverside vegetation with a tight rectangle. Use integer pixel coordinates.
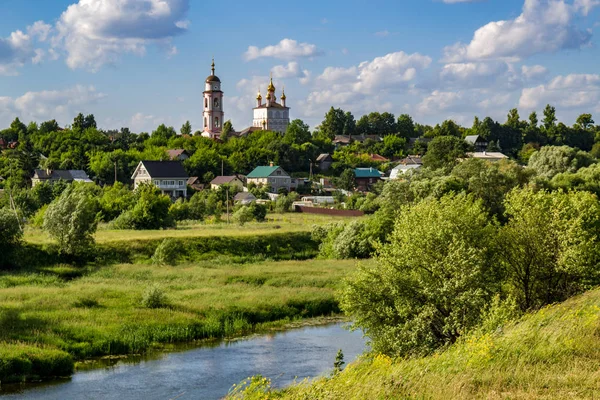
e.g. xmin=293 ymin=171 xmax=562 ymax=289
xmin=0 ymin=214 xmax=365 ymax=384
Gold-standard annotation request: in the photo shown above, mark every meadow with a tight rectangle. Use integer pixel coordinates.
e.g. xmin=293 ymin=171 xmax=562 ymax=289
xmin=0 ymin=214 xmax=367 ymax=384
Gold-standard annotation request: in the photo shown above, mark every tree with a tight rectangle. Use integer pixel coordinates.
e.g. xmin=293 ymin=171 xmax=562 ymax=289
xmin=180 ymin=121 xmax=192 ymax=136
xmin=542 ymin=104 xmax=557 ymax=131
xmin=422 ymin=135 xmax=468 ymax=170
xmin=499 ymin=188 xmax=600 ymax=311
xmin=316 ymin=107 xmax=354 ymax=140
xmin=43 ymin=185 xmax=99 ymax=257
xmin=397 ymin=114 xmax=415 ymax=138
xmin=576 ymin=113 xmax=594 ymax=130
xmin=0 ymin=208 xmax=22 ymax=268
xmin=528 ymin=145 xmax=594 ymax=179
xmin=338 ymin=168 xmax=355 ymax=191
xmin=112 ymin=183 xmax=174 ymax=230
xmin=232 ymin=206 xmax=254 ymax=226
xmin=284 ymin=119 xmax=311 ymax=144
xmin=341 ymin=194 xmax=499 ymax=356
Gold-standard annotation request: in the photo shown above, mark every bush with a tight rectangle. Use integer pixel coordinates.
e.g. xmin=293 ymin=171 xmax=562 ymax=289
xmin=43 ymin=185 xmax=99 ymax=258
xmin=112 ymin=183 xmax=175 ymax=230
xmin=332 ymin=220 xmax=372 ymax=259
xmin=29 ymin=204 xmax=47 ymax=228
xmin=232 ymin=206 xmax=254 ymax=226
xmin=141 ymin=284 xmax=168 ymax=308
xmin=152 ymin=238 xmax=179 ymax=266
xmin=0 ymin=208 xmax=23 ymax=268
xmin=248 ymin=202 xmax=267 ymax=222
xmin=169 ymin=198 xmax=190 ymax=221
xmin=98 ymin=182 xmax=135 ymax=221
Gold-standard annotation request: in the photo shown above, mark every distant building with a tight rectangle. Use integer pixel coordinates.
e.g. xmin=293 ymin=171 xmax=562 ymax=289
xmin=234 ymin=192 xmax=257 ymax=205
xmin=32 ymin=169 xmax=93 ymax=187
xmin=210 ymin=175 xmax=244 ymax=191
xmin=354 ymin=167 xmax=383 ymax=191
xmin=390 ymin=155 xmax=423 ymax=179
xmin=247 ymin=165 xmax=291 ymax=193
xmin=131 ymin=161 xmax=189 ymax=200
xmin=251 ymin=75 xmax=290 ymax=134
xmin=201 ymin=59 xmax=225 ymax=140
xmin=166 ymin=149 xmax=190 ymax=161
xmin=316 ymin=153 xmax=333 ymax=171
xmin=333 ymin=135 xmax=383 ymax=148
xmin=464 ymin=135 xmax=489 ymax=152
xmin=187 ymin=176 xmax=205 ymax=192
xmin=467 ymin=151 xmax=509 ymax=162
xmin=368 ymin=153 xmax=390 ymax=163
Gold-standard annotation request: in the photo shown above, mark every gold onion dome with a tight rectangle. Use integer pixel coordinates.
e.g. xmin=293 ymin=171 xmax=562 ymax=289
xmin=256 ymin=89 xmax=262 ymax=100
xmin=281 ymin=87 xmax=286 ymax=100
xmin=266 ymin=92 xmax=271 ymax=100
xmin=267 ymin=76 xmax=276 ymax=92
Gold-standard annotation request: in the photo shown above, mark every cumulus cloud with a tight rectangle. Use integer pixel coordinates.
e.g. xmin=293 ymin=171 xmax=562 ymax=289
xmin=0 ymin=21 xmax=52 ymax=75
xmin=519 ymin=74 xmax=600 ymax=111
xmin=0 ymin=85 xmax=105 ymax=127
xmin=443 ymin=0 xmax=596 ymax=62
xmin=272 ymin=61 xmax=311 ymax=83
xmin=244 ymin=39 xmax=322 ymax=61
xmin=53 ymin=0 xmax=190 ymax=70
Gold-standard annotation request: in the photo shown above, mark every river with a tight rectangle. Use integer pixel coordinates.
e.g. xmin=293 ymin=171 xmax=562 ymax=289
xmin=1 ymin=323 xmax=366 ymax=399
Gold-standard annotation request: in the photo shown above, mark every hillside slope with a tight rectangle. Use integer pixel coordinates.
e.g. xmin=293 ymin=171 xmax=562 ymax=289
xmin=277 ymin=288 xmax=600 ymax=399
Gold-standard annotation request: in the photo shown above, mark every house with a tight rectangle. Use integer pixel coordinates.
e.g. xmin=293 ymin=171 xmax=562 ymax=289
xmin=31 ymin=169 xmax=93 ymax=187
xmin=246 ymin=165 xmax=291 ymax=193
xmin=316 ymin=153 xmax=333 ymax=171
xmin=333 ymin=135 xmax=383 ymax=148
xmin=234 ymin=191 xmax=257 ymax=205
xmin=131 ymin=161 xmax=188 ymax=200
xmin=464 ymin=135 xmax=489 ymax=152
xmin=210 ymin=175 xmax=244 ymax=191
xmin=390 ymin=155 xmax=423 ymax=179
xmin=187 ymin=176 xmax=205 ymax=192
xmin=467 ymin=151 xmax=509 ymax=162
xmin=354 ymin=167 xmax=383 ymax=191
xmin=166 ymin=149 xmax=190 ymax=161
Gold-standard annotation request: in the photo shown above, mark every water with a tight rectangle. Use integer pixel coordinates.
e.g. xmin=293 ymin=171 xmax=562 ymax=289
xmin=1 ymin=323 xmax=366 ymax=400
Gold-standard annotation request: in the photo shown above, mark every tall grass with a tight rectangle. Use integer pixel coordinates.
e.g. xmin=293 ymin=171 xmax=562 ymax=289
xmin=0 ymin=258 xmax=366 ymax=383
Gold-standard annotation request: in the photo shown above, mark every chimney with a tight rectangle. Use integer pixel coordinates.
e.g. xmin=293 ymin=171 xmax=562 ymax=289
xmin=269 ymin=161 xmax=274 ymax=167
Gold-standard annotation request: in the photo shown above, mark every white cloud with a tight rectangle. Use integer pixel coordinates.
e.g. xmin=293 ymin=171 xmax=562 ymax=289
xmin=521 ymin=64 xmax=548 ymax=80
xmin=443 ymin=0 xmax=596 ymax=62
xmin=272 ymin=61 xmax=310 ymax=83
xmin=244 ymin=38 xmax=322 ymax=61
xmin=0 ymin=21 xmax=52 ymax=75
xmin=53 ymin=0 xmax=190 ymax=71
xmin=0 ymin=85 xmax=105 ymax=127
xmin=575 ymin=0 xmax=600 ymax=15
xmin=519 ymin=74 xmax=600 ymax=111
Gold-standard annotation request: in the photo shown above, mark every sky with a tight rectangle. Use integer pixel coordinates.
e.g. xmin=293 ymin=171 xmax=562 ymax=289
xmin=0 ymin=0 xmax=599 ymax=133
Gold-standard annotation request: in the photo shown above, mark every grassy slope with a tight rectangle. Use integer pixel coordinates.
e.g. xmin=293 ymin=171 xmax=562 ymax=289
xmin=24 ymin=213 xmax=344 ymax=244
xmin=277 ymin=288 xmax=600 ymax=399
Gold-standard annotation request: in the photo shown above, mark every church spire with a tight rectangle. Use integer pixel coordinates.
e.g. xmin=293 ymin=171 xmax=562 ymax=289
xmin=211 ymin=57 xmax=215 ymax=75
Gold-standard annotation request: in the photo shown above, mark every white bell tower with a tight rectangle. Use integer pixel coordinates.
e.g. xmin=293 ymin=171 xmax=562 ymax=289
xmin=202 ymin=59 xmax=224 ymax=139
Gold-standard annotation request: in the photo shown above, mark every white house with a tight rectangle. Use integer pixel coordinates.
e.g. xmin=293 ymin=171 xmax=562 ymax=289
xmin=210 ymin=175 xmax=244 ymax=191
xmin=31 ymin=169 xmax=93 ymax=187
xmin=131 ymin=161 xmax=189 ymax=200
xmin=246 ymin=165 xmax=291 ymax=193
xmin=390 ymin=155 xmax=423 ymax=179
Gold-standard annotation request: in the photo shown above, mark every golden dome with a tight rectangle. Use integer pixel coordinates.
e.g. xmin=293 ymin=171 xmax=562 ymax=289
xmin=256 ymin=89 xmax=262 ymax=100
xmin=267 ymin=76 xmax=275 ymax=92
xmin=280 ymin=86 xmax=286 ymax=100
xmin=266 ymin=92 xmax=271 ymax=100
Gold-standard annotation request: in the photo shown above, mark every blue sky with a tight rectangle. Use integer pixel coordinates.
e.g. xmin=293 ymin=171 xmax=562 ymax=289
xmin=0 ymin=0 xmax=599 ymax=133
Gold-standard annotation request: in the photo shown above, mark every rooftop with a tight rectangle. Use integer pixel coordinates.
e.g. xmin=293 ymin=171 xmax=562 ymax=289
xmin=211 ymin=175 xmax=242 ymax=185
xmin=139 ymin=161 xmax=188 ymax=178
xmin=354 ymin=167 xmax=383 ymax=178
xmin=247 ymin=166 xmax=287 ymax=178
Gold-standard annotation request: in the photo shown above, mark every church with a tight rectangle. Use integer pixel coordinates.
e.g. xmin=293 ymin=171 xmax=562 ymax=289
xmin=201 ymin=60 xmax=290 ymax=140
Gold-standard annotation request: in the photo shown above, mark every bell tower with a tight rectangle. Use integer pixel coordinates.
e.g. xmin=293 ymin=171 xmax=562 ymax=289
xmin=202 ymin=59 xmax=224 ymax=139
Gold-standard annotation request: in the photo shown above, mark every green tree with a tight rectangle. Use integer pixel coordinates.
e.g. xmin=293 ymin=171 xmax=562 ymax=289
xmin=422 ymin=135 xmax=468 ymax=170
xmin=337 ymin=168 xmax=355 ymax=191
xmin=43 ymin=185 xmax=99 ymax=257
xmin=316 ymin=107 xmax=354 ymax=140
xmin=232 ymin=205 xmax=254 ymax=226
xmin=576 ymin=113 xmax=594 ymax=130
xmin=284 ymin=119 xmax=311 ymax=144
xmin=542 ymin=104 xmax=557 ymax=131
xmin=180 ymin=120 xmax=192 ymax=136
xmin=0 ymin=208 xmax=22 ymax=268
xmin=499 ymin=188 xmax=600 ymax=311
xmin=397 ymin=114 xmax=415 ymax=138
xmin=112 ymin=183 xmax=174 ymax=230
xmin=527 ymin=145 xmax=594 ymax=179
xmin=341 ymin=194 xmax=499 ymax=356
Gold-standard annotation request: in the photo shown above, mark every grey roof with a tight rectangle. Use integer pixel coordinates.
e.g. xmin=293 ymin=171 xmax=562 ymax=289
xmin=316 ymin=153 xmax=332 ymax=162
xmin=465 ymin=135 xmax=487 ymax=144
xmin=140 ymin=161 xmax=188 ymax=178
xmin=33 ymin=169 xmax=92 ymax=182
xmin=234 ymin=192 xmax=257 ymax=201
xmin=399 ymin=155 xmax=423 ymax=165
xmin=211 ymin=175 xmax=241 ymax=185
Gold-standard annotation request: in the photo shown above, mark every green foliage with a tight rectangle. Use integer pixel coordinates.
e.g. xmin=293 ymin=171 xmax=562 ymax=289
xmin=341 ymin=194 xmax=499 ymax=356
xmin=422 ymin=135 xmax=468 ymax=170
xmin=141 ymin=284 xmax=168 ymax=308
xmin=0 ymin=208 xmax=22 ymax=268
xmin=499 ymin=188 xmax=600 ymax=310
xmin=275 ymin=192 xmax=298 ymax=213
xmin=232 ymin=206 xmax=254 ymax=226
xmin=98 ymin=182 xmax=135 ymax=221
xmin=152 ymin=238 xmax=180 ymax=266
xmin=333 ymin=349 xmax=345 ymax=374
xmin=43 ymin=185 xmax=99 ymax=257
xmin=337 ymin=168 xmax=355 ymax=191
xmin=528 ymin=145 xmax=595 ymax=179
xmin=112 ymin=183 xmax=175 ymax=230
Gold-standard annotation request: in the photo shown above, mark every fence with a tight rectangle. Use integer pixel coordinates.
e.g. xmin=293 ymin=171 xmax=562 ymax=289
xmin=294 ymin=205 xmax=364 ymax=217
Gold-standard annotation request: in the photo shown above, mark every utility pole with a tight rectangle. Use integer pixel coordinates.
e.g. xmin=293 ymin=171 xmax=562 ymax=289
xmin=309 ymin=159 xmax=313 ymax=182
xmin=221 ymin=159 xmax=224 ymax=176
xmin=114 ymin=160 xmax=117 ymax=184
xmin=226 ymin=187 xmax=230 ymax=224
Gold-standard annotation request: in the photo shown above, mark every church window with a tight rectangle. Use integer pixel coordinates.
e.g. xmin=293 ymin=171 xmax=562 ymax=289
xmin=214 ymin=98 xmax=220 ymax=108
xmin=215 ymin=117 xmax=220 ymax=128
xmin=204 ymin=117 xmax=207 ymax=128
xmin=205 ymin=98 xmax=208 ymax=108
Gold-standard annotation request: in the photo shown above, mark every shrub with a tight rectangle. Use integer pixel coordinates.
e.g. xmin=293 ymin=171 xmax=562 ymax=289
xmin=152 ymin=238 xmax=180 ymax=266
xmin=29 ymin=204 xmax=47 ymax=228
xmin=248 ymin=202 xmax=267 ymax=222
xmin=141 ymin=284 xmax=168 ymax=308
xmin=232 ymin=206 xmax=254 ymax=226
xmin=0 ymin=207 xmax=23 ymax=268
xmin=332 ymin=220 xmax=372 ymax=259
xmin=112 ymin=183 xmax=175 ymax=230
xmin=341 ymin=193 xmax=499 ymax=356
xmin=43 ymin=185 xmax=99 ymax=258
xmin=98 ymin=182 xmax=135 ymax=221
xmin=169 ymin=198 xmax=190 ymax=221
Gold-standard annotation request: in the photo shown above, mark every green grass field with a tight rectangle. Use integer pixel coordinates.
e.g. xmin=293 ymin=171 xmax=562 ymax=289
xmin=0 ymin=257 xmax=369 ymax=383
xmin=249 ymin=287 xmax=600 ymax=399
xmin=23 ymin=213 xmax=349 ymax=245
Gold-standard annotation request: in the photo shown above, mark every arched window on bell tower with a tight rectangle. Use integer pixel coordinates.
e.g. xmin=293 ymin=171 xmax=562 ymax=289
xmin=214 ymin=98 xmax=220 ymax=109
xmin=204 ymin=117 xmax=207 ymax=128
xmin=215 ymin=117 xmax=220 ymax=128
xmin=205 ymin=98 xmax=208 ymax=108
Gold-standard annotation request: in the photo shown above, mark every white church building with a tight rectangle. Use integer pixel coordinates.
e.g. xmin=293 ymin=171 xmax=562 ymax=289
xmin=200 ymin=60 xmax=291 ymax=139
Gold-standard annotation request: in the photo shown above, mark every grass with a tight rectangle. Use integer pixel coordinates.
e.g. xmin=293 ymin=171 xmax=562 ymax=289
xmin=247 ymin=287 xmax=600 ymax=399
xmin=23 ymin=213 xmax=351 ymax=245
xmin=0 ymin=258 xmax=369 ymax=383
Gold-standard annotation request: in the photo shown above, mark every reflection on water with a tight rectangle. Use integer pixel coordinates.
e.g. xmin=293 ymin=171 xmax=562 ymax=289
xmin=0 ymin=323 xmax=366 ymax=400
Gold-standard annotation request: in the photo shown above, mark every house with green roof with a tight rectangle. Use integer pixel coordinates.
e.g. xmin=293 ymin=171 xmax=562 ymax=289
xmin=247 ymin=164 xmax=291 ymax=193
xmin=354 ymin=167 xmax=383 ymax=191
